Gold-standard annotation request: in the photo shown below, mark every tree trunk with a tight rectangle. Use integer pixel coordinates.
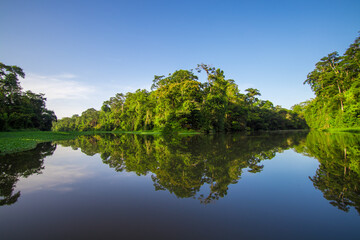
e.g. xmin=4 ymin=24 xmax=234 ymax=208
xmin=336 ymin=79 xmax=344 ymax=112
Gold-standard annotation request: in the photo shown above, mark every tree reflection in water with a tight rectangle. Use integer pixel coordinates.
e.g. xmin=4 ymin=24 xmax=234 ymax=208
xmin=2 ymin=131 xmax=359 ymax=214
xmin=0 ymin=143 xmax=56 ymax=206
xmin=59 ymin=131 xmax=308 ymax=204
xmin=295 ymin=131 xmax=360 ymax=214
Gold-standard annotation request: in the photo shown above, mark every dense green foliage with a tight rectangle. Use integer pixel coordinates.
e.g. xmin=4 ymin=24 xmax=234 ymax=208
xmin=58 ymin=131 xmax=307 ymax=203
xmin=301 ymin=34 xmax=360 ymax=129
xmin=0 ymin=63 xmax=56 ymax=131
xmin=53 ymin=64 xmax=307 ymax=132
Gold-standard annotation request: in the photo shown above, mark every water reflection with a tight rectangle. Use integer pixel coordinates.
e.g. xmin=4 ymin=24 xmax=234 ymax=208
xmin=1 ymin=131 xmax=359 ymax=215
xmin=295 ymin=131 xmax=360 ymax=214
xmin=0 ymin=142 xmax=56 ymax=206
xmin=59 ymin=131 xmax=308 ymax=204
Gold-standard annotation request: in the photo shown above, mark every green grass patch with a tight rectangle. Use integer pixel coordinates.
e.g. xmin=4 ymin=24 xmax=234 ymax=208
xmin=0 ymin=131 xmax=92 ymax=155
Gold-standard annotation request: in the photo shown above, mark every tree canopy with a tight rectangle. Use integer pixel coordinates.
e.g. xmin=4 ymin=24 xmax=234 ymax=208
xmin=302 ymin=34 xmax=360 ymax=129
xmin=0 ymin=63 xmax=56 ymax=131
xmin=53 ymin=64 xmax=307 ymax=132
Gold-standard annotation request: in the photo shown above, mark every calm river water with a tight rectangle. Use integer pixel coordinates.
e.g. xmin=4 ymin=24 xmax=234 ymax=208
xmin=0 ymin=131 xmax=359 ymax=239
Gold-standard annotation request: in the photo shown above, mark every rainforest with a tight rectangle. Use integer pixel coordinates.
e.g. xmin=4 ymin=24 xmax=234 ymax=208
xmin=2 ymin=35 xmax=360 ymax=134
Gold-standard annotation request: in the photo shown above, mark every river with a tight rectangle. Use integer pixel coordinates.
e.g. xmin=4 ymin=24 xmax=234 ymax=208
xmin=0 ymin=131 xmax=359 ymax=239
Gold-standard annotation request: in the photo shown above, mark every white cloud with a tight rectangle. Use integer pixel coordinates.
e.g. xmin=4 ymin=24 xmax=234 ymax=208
xmin=16 ymin=146 xmax=96 ymax=193
xmin=18 ymin=72 xmax=142 ymax=118
xmin=21 ymin=73 xmax=95 ymax=100
xmin=16 ymin=164 xmax=91 ymax=193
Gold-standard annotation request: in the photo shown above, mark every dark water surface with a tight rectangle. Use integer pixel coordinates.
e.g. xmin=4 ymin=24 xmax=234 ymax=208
xmin=1 ymin=131 xmax=359 ymax=239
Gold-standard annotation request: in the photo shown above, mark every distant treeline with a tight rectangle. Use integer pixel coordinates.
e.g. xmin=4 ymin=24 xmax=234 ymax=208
xmin=294 ymin=34 xmax=360 ymax=129
xmin=53 ymin=64 xmax=307 ymax=132
xmin=8 ymin=34 xmax=359 ymax=132
xmin=0 ymin=63 xmax=56 ymax=131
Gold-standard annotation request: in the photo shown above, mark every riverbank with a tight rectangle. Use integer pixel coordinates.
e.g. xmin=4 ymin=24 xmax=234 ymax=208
xmin=0 ymin=131 xmax=93 ymax=155
xmin=323 ymin=128 xmax=360 ymax=134
xmin=0 ymin=130 xmax=200 ymax=155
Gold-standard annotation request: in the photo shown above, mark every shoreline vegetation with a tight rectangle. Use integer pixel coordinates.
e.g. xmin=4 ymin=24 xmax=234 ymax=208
xmin=2 ymin=128 xmax=359 ymax=155
xmin=49 ymin=34 xmax=360 ymax=134
xmin=294 ymin=34 xmax=360 ymax=129
xmin=51 ymin=64 xmax=308 ymax=133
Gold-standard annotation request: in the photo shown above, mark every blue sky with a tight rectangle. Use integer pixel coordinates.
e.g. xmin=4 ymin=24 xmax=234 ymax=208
xmin=1 ymin=0 xmax=360 ymax=118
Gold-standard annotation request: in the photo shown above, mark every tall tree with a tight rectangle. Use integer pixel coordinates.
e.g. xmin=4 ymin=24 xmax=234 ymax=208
xmin=303 ymin=34 xmax=360 ymax=129
xmin=0 ymin=62 xmax=56 ymax=131
xmin=53 ymin=64 xmax=307 ymax=132
xmin=0 ymin=63 xmax=25 ymax=105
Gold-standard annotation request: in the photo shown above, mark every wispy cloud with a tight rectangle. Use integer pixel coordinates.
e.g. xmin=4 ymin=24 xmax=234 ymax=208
xmin=21 ymin=73 xmax=95 ymax=100
xmin=17 ymin=164 xmax=92 ymax=193
xmin=16 ymin=146 xmax=95 ymax=193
